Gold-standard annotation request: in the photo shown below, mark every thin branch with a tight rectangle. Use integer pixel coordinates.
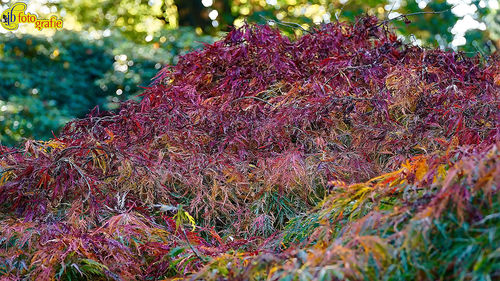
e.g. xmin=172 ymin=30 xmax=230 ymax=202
xmin=260 ymin=15 xmax=312 ymax=34
xmin=375 ymin=9 xmax=452 ymax=28
xmin=335 ymin=0 xmax=350 ymax=21
xmin=232 ymin=96 xmax=275 ymax=107
xmin=54 ymin=146 xmax=110 ymax=162
xmin=0 ymin=150 xmax=23 ymax=157
xmin=324 ymin=64 xmax=373 ymax=85
xmin=61 ymin=158 xmax=93 ymax=203
xmin=181 ymin=228 xmax=206 ymax=262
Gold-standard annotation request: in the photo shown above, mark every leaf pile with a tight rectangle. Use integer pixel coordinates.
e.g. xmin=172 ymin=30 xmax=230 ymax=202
xmin=0 ymin=17 xmax=499 ymax=280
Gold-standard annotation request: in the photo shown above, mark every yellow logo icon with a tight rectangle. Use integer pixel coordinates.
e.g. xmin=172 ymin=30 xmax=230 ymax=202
xmin=1 ymin=2 xmax=63 ymax=31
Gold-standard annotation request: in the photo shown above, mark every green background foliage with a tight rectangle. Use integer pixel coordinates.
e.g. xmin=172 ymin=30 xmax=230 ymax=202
xmin=0 ymin=28 xmax=212 ymax=145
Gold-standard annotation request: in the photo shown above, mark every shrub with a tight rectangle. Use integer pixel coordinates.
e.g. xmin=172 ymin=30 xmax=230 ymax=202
xmin=0 ymin=18 xmax=498 ymax=280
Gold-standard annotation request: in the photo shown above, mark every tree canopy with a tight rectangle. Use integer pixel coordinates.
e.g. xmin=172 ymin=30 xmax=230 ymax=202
xmin=51 ymin=0 xmax=500 ymax=52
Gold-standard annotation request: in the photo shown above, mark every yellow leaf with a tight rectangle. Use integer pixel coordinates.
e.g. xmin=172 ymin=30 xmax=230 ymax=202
xmin=415 ymin=159 xmax=428 ymax=181
xmin=184 ymin=211 xmax=196 ymax=231
xmin=45 ymin=140 xmax=65 ymax=150
xmin=369 ymin=169 xmax=403 ymax=183
xmin=433 ymin=164 xmax=447 ymax=183
xmin=0 ymin=170 xmax=14 ymax=185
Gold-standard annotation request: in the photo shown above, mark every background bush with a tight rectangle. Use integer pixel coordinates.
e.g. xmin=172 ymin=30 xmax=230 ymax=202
xmin=0 ymin=28 xmax=213 ymax=146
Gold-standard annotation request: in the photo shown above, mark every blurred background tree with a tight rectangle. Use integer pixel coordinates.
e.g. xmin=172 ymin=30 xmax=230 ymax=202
xmin=52 ymin=0 xmax=499 ymax=51
xmin=0 ymin=0 xmax=498 ymax=146
xmin=0 ymin=29 xmax=213 ymax=145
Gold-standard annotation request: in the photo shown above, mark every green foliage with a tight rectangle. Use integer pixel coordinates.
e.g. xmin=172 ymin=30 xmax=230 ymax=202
xmin=38 ymin=0 xmax=500 ymax=52
xmin=0 ymin=28 xmax=213 ymax=146
xmin=52 ymin=0 xmax=180 ymax=41
xmin=0 ymin=96 xmax=70 ymax=145
xmin=57 ymin=258 xmax=109 ymax=280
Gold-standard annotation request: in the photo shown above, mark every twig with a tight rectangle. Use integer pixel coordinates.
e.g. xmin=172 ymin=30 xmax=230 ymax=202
xmin=324 ymin=64 xmax=373 ymax=85
xmin=328 ymin=96 xmax=382 ymax=103
xmin=386 ymin=0 xmax=397 ymax=18
xmin=61 ymin=158 xmax=93 ymax=203
xmin=232 ymin=96 xmax=275 ymax=107
xmin=0 ymin=150 xmax=23 ymax=157
xmin=260 ymin=16 xmax=312 ymax=34
xmin=181 ymin=228 xmax=206 ymax=262
xmin=339 ymin=70 xmax=352 ymax=88
xmin=335 ymin=0 xmax=350 ymax=21
xmin=54 ymin=146 xmax=110 ymax=162
xmin=472 ymin=41 xmax=488 ymax=62
xmin=374 ymin=9 xmax=452 ymax=28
